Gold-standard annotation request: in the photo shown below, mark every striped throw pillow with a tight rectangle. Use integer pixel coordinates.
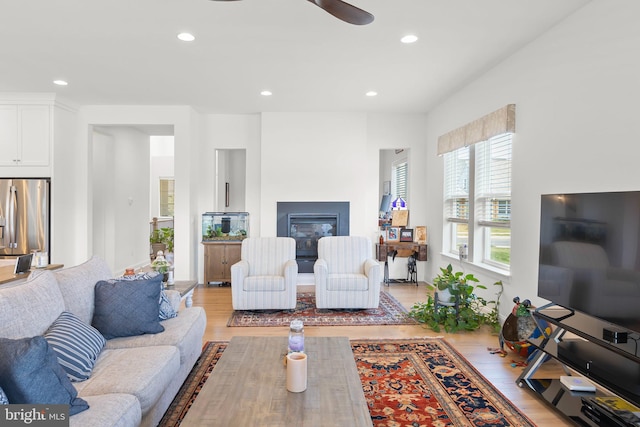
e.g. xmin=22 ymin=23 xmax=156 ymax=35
xmin=44 ymin=311 xmax=106 ymax=382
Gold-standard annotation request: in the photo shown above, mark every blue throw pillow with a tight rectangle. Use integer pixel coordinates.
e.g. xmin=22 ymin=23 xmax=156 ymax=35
xmin=45 ymin=311 xmax=106 ymax=381
xmin=117 ymin=271 xmax=177 ymax=320
xmin=92 ymin=274 xmax=165 ymax=339
xmin=0 ymin=336 xmax=89 ymax=415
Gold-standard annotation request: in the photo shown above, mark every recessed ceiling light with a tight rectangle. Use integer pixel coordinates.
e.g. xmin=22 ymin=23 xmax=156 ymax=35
xmin=401 ymin=34 xmax=418 ymax=44
xmin=366 ymin=91 xmax=378 ymax=97
xmin=53 ymin=80 xmax=68 ymax=86
xmin=177 ymin=32 xmax=195 ymax=42
xmin=260 ymin=90 xmax=273 ymax=96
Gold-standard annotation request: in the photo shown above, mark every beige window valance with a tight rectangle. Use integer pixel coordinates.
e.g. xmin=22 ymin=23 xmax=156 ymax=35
xmin=437 ymin=104 xmax=516 ymax=155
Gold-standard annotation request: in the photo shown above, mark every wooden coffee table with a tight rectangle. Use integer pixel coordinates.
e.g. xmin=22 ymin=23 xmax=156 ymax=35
xmin=180 ymin=336 xmax=372 ymax=427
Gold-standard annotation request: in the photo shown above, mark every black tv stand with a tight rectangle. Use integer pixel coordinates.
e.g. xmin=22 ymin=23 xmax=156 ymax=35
xmin=517 ymin=305 xmax=640 ymax=426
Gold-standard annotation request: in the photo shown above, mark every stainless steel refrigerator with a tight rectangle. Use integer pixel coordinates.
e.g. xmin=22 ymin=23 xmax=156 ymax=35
xmin=0 ymin=178 xmax=50 ymax=260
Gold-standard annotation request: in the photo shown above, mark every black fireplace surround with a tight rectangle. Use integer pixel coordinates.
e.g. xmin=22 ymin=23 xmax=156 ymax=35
xmin=277 ymin=202 xmax=350 ymax=273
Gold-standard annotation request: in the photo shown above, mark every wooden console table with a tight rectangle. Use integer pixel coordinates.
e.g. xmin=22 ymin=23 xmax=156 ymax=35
xmin=376 ymin=243 xmax=427 ymax=286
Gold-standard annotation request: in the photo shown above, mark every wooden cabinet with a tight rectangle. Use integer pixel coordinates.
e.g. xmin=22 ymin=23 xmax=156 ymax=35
xmin=0 ymin=104 xmax=51 ymax=167
xmin=203 ymin=242 xmax=242 ymax=285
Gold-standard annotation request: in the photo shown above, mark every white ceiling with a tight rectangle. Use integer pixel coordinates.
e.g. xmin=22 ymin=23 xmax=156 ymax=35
xmin=0 ymin=0 xmax=589 ymax=114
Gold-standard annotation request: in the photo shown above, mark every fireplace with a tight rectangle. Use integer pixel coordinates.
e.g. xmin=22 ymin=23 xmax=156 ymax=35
xmin=277 ymin=202 xmax=350 ymax=273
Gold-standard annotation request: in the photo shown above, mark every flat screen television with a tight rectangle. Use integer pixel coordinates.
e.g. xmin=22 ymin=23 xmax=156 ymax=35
xmin=537 ymin=190 xmax=640 ymax=335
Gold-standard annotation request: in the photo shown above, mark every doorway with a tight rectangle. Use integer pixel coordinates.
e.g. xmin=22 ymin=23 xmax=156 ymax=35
xmin=91 ymin=125 xmax=174 ymax=273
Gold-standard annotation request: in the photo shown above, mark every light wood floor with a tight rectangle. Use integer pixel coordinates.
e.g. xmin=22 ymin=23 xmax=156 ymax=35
xmin=188 ymin=281 xmax=572 ymax=426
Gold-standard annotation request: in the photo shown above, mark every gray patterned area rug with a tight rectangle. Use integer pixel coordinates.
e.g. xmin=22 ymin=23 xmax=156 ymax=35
xmin=226 ymin=291 xmax=417 ymax=327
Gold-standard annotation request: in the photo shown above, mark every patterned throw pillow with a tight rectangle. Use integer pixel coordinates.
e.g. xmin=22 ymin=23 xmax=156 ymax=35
xmin=117 ymin=271 xmax=177 ymax=320
xmin=0 ymin=386 xmax=8 ymax=405
xmin=158 ymin=290 xmax=178 ymax=320
xmin=44 ymin=311 xmax=106 ymax=382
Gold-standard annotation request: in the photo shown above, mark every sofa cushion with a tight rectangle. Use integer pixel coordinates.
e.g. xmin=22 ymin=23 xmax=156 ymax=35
xmin=54 ymin=256 xmax=113 ymax=325
xmin=106 ymin=306 xmax=207 ymax=366
xmin=0 ymin=387 xmax=8 ymax=404
xmin=92 ymin=275 xmax=165 ymax=339
xmin=45 ymin=311 xmax=106 ymax=382
xmin=0 ymin=336 xmax=89 ymax=415
xmin=70 ymin=394 xmax=141 ymax=427
xmin=0 ymin=270 xmax=65 ymax=339
xmin=74 ymin=346 xmax=180 ymax=415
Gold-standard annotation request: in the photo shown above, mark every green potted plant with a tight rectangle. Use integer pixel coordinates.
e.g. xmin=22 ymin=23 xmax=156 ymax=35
xmin=160 ymin=227 xmax=174 ymax=253
xmin=432 ymin=263 xmax=481 ymax=305
xmin=150 ymin=229 xmax=166 ymax=258
xmin=409 ymin=264 xmax=502 ymax=333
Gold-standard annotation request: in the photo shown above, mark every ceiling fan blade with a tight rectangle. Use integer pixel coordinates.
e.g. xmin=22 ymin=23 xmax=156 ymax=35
xmin=308 ymin=0 xmax=374 ymax=25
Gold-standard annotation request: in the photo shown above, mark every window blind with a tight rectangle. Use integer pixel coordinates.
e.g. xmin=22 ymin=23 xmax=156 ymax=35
xmin=475 ymin=133 xmax=512 ymax=227
xmin=444 ymin=146 xmax=470 ymax=221
xmin=394 ymin=161 xmax=408 ymax=199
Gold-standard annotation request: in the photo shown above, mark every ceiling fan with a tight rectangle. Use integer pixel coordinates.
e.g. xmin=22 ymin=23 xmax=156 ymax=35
xmin=210 ymin=0 xmax=374 ymax=26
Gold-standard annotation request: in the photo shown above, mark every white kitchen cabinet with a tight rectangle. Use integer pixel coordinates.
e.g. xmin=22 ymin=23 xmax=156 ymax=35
xmin=0 ymin=105 xmax=51 ymax=167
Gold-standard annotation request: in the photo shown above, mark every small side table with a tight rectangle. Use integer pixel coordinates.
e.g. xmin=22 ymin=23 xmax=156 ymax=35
xmin=167 ymin=280 xmax=198 ymax=307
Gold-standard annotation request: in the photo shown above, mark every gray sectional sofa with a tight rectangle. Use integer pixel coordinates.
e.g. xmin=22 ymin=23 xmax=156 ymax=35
xmin=0 ymin=256 xmax=207 ymax=427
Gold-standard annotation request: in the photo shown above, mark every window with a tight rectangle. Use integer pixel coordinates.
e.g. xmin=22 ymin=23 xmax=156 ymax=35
xmin=443 ymin=133 xmax=513 ymax=270
xmin=159 ymin=178 xmax=175 ymax=217
xmin=444 ymin=146 xmax=470 ymax=255
xmin=393 ymin=160 xmax=408 ymax=200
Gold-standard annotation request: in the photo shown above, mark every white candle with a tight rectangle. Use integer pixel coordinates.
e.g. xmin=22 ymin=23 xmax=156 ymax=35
xmin=286 ymin=352 xmax=307 ymax=392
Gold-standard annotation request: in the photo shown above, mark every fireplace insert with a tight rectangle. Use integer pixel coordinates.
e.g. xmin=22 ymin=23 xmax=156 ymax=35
xmin=277 ymin=201 xmax=350 ymax=273
xmin=289 ymin=213 xmax=337 ymax=260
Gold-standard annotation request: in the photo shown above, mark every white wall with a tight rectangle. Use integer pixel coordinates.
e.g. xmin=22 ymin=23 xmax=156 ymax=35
xmin=92 ymin=126 xmax=151 ymax=274
xmin=193 ymin=111 xmax=427 ymax=284
xmin=260 ymin=113 xmax=371 ymax=236
xmin=424 ymin=1 xmax=640 ymax=317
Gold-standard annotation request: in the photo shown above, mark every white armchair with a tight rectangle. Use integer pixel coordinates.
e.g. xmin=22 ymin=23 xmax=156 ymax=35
xmin=314 ymin=236 xmax=381 ymax=309
xmin=230 ymin=237 xmax=298 ymax=310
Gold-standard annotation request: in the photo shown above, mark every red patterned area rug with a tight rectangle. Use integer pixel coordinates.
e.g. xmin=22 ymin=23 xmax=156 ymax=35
xmin=226 ymin=291 xmax=417 ymax=327
xmin=159 ymin=339 xmax=535 ymax=427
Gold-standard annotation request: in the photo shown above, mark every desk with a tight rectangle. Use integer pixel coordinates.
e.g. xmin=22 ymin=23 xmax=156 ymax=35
xmin=0 ymin=264 xmax=64 ymax=286
xmin=376 ymin=243 xmax=427 ymax=285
